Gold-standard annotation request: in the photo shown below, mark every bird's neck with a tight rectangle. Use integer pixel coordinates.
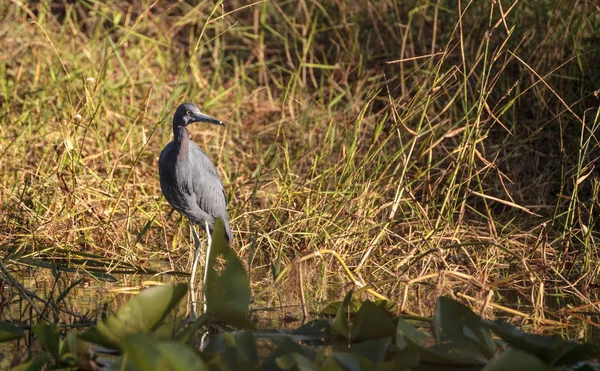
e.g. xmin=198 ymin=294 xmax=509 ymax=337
xmin=173 ymin=125 xmax=189 ymax=158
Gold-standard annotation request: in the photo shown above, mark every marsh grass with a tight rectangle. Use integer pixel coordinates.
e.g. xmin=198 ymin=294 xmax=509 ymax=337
xmin=0 ymin=0 xmax=599 ymax=334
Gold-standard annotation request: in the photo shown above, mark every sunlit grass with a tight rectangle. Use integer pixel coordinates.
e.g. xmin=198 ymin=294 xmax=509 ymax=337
xmin=0 ymin=0 xmax=598 ymax=332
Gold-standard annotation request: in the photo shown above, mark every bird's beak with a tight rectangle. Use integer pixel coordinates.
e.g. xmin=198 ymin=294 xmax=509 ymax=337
xmin=190 ymin=112 xmax=226 ymax=127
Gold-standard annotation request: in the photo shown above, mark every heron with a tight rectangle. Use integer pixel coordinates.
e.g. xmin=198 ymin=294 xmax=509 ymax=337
xmin=158 ymin=102 xmax=231 ymax=316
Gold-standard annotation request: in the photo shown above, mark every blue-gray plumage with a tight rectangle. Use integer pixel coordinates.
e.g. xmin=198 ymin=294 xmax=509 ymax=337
xmin=159 ymin=102 xmax=230 ymax=315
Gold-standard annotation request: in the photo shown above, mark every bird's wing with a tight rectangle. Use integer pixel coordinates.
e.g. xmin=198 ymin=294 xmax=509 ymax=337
xmin=188 ymin=144 xmax=229 ymax=221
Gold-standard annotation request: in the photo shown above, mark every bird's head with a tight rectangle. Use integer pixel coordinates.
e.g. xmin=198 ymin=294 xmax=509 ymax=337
xmin=174 ymin=103 xmax=226 ymax=127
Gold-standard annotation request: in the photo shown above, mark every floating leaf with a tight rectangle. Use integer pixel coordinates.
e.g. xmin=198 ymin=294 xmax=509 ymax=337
xmin=382 ymin=342 xmax=420 ymax=370
xmin=350 ymin=300 xmax=396 ymax=342
xmin=121 ymin=333 xmax=208 ymax=371
xmin=206 ymin=218 xmax=255 ymax=329
xmin=319 ymin=355 xmax=346 ymax=371
xmin=32 ymin=324 xmax=60 ymax=361
xmin=228 ymin=331 xmax=259 ymax=365
xmin=321 ymin=298 xmax=395 ymax=316
xmin=411 ymin=341 xmax=487 ymax=366
xmin=348 ymin=337 xmax=392 ymax=363
xmin=433 ymin=296 xmax=481 ymax=343
xmin=262 ymin=337 xmax=312 ymax=370
xmin=331 ymin=351 xmax=377 ymax=371
xmin=331 ymin=291 xmax=353 ymax=340
xmin=205 ymin=330 xmax=259 ymax=367
xmin=433 ymin=296 xmax=495 ymax=360
xmin=462 ymin=323 xmax=497 ymax=360
xmin=550 ymin=341 xmax=600 ymax=367
xmin=175 ymin=313 xmax=210 ymax=343
xmin=395 ymin=317 xmax=431 ymax=350
xmin=61 ymin=330 xmax=94 ymax=369
xmin=0 ymin=321 xmax=24 ymax=342
xmin=484 ymin=320 xmax=599 ymax=366
xmin=373 ymin=299 xmax=398 ymax=313
xmin=11 ymin=353 xmax=49 ymax=371
xmin=320 ymin=298 xmax=364 ymax=316
xmin=79 ymin=283 xmax=187 ymax=349
xmin=292 ymin=319 xmax=330 ymax=341
xmin=483 ymin=347 xmax=551 ymax=371
xmin=276 ymin=352 xmax=315 ymax=370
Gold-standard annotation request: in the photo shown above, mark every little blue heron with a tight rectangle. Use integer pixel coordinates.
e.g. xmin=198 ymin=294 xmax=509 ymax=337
xmin=159 ymin=102 xmax=232 ymax=316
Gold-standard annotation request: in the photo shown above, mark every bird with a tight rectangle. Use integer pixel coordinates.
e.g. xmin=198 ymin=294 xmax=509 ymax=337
xmin=159 ymin=102 xmax=231 ymax=316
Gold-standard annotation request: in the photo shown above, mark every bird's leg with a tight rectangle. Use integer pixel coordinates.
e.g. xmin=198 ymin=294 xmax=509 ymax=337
xmin=189 ymin=223 xmax=202 ymax=318
xmin=202 ymin=221 xmax=212 ymax=314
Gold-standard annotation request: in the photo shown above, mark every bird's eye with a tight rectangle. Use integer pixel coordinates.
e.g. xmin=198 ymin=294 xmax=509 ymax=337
xmin=186 ymin=110 xmax=191 ymax=115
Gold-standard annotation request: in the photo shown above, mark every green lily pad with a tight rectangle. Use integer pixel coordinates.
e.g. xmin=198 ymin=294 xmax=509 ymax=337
xmin=381 ymin=342 xmax=420 ymax=370
xmin=121 ymin=333 xmax=208 ymax=371
xmin=205 ymin=218 xmax=255 ymax=329
xmin=350 ymin=300 xmax=396 ymax=342
xmin=484 ymin=320 xmax=600 ymax=366
xmin=411 ymin=341 xmax=487 ymax=366
xmin=0 ymin=321 xmax=24 ymax=342
xmin=276 ymin=352 xmax=315 ymax=370
xmin=32 ymin=324 xmax=60 ymax=361
xmin=204 ymin=330 xmax=259 ymax=366
xmin=483 ymin=346 xmax=551 ymax=371
xmin=433 ymin=296 xmax=495 ymax=360
xmin=331 ymin=291 xmax=353 ymax=340
xmin=331 ymin=351 xmax=377 ymax=371
xmin=291 ymin=319 xmax=330 ymax=337
xmin=263 ymin=336 xmax=313 ymax=370
xmin=79 ymin=283 xmax=187 ymax=349
xmin=320 ymin=298 xmax=395 ymax=316
xmin=396 ymin=317 xmax=432 ymax=350
xmin=348 ymin=337 xmax=392 ymax=363
xmin=61 ymin=330 xmax=94 ymax=369
xmin=12 ymin=353 xmax=49 ymax=371
xmin=320 ymin=298 xmax=364 ymax=316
